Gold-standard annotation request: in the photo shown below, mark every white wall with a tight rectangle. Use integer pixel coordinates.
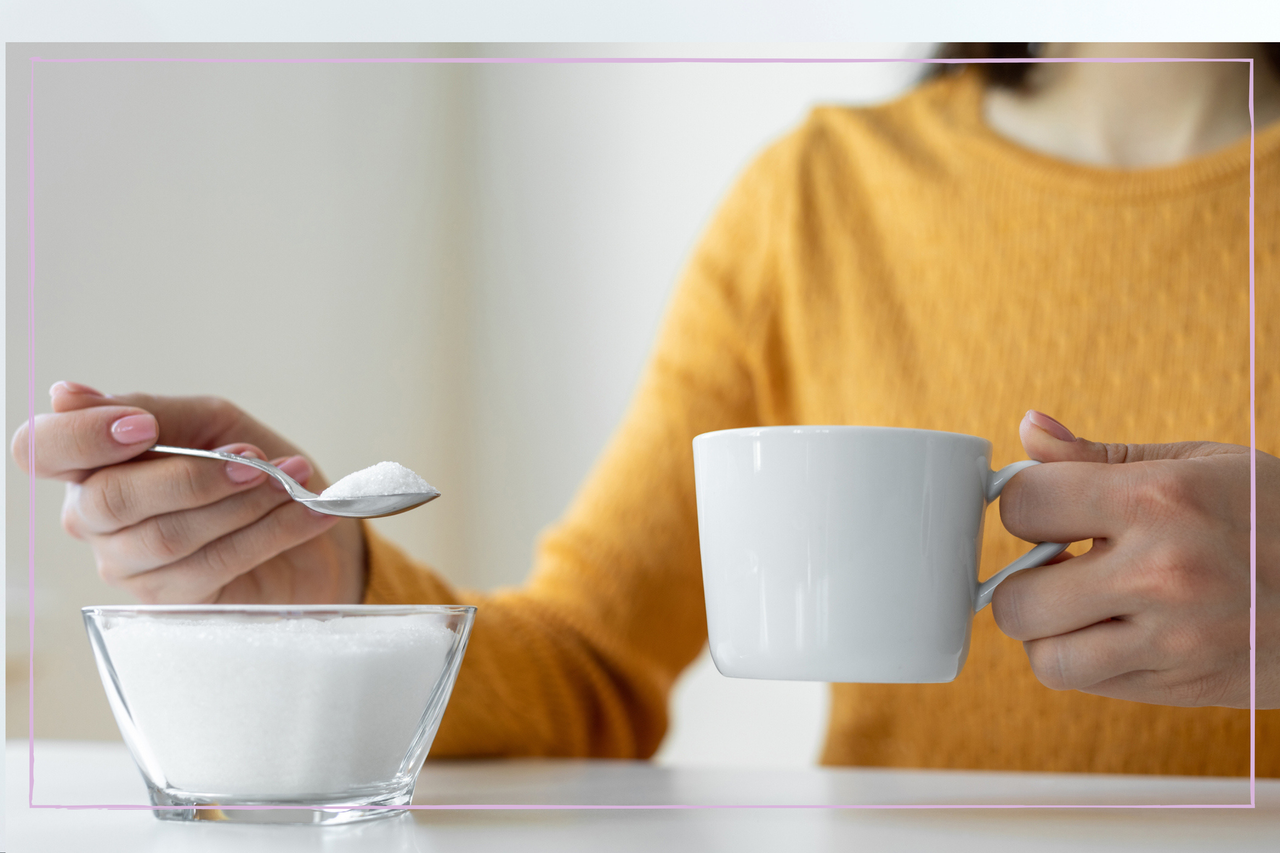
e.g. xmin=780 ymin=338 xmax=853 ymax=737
xmin=6 ymin=42 xmax=475 ymax=740
xmin=6 ymin=43 xmax=927 ymax=765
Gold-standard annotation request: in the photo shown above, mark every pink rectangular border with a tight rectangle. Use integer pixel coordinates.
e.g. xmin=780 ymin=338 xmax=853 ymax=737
xmin=21 ymin=52 xmax=1259 ymax=812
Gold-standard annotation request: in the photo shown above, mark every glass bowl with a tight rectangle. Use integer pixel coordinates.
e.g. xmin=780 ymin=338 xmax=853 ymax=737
xmin=82 ymin=604 xmax=475 ymax=824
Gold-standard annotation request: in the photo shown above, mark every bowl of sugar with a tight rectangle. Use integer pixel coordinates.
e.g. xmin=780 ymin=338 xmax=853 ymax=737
xmin=82 ymin=604 xmax=475 ymax=824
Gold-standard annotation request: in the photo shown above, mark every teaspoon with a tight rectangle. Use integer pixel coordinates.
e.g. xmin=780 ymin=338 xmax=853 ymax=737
xmin=149 ymin=445 xmax=440 ymax=518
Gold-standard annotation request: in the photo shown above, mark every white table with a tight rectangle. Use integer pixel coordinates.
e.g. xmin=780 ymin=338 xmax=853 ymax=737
xmin=7 ymin=741 xmax=1279 ymax=852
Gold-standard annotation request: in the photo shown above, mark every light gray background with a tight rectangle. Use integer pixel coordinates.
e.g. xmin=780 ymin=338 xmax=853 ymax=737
xmin=6 ymin=42 xmax=927 ymax=764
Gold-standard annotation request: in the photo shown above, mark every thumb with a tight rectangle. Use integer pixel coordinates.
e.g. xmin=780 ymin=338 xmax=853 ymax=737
xmin=1018 ymin=410 xmax=1241 ymax=464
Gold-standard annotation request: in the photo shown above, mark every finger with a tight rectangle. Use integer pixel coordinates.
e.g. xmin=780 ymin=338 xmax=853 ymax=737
xmin=13 ymin=406 xmax=159 ymax=481
xmin=992 ymin=543 xmax=1130 ymax=640
xmin=103 ymin=392 xmax=255 ymax=451
xmin=65 ymin=443 xmax=287 ymax=537
xmin=92 ymin=456 xmax=313 ymax=574
xmin=122 ymin=500 xmax=341 ymax=604
xmin=1001 ymin=449 xmax=1249 ymax=545
xmin=41 ymin=384 xmax=310 ymax=481
xmin=1018 ymin=410 xmax=1243 ymax=465
xmin=1070 ymin=666 xmax=1238 ymax=707
xmin=998 ymin=460 xmax=1132 ymax=542
xmin=50 ymin=385 xmax=265 ymax=454
xmin=49 ymin=380 xmax=112 ymax=413
xmin=23 ymin=381 xmax=149 ymax=481
xmin=1021 ymin=618 xmax=1153 ymax=692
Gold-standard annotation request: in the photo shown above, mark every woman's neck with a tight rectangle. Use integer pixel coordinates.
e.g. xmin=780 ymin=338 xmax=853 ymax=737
xmin=983 ymin=43 xmax=1280 ymax=169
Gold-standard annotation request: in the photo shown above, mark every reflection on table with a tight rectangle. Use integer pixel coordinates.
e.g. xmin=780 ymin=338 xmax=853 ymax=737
xmin=7 ymin=741 xmax=1277 ymax=852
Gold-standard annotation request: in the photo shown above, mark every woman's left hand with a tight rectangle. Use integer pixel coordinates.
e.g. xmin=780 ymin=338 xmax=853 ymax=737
xmin=993 ymin=410 xmax=1278 ymax=709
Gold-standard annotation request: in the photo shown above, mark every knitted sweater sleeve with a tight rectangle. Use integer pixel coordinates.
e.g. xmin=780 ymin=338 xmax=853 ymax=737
xmin=362 ymin=133 xmax=798 ymax=758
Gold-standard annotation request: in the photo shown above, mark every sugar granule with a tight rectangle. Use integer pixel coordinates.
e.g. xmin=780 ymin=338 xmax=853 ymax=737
xmin=102 ymin=615 xmax=454 ymax=796
xmin=320 ymin=461 xmax=433 ymax=499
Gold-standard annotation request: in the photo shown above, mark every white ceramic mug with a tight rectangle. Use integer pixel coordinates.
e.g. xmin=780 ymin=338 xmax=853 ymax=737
xmin=692 ymin=426 xmax=1067 ymax=683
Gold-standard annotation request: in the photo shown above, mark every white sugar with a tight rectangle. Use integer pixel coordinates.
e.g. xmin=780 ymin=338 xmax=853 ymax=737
xmin=101 ymin=615 xmax=454 ymax=797
xmin=320 ymin=461 xmax=433 ymax=499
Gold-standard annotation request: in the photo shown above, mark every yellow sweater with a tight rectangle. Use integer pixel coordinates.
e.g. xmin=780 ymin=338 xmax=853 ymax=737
xmin=366 ymin=71 xmax=1279 ymax=775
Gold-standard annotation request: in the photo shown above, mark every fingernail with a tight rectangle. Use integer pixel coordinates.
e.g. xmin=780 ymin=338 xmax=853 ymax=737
xmin=110 ymin=414 xmax=158 ymax=445
xmin=272 ymin=456 xmax=313 ymax=489
xmin=51 ymin=380 xmax=105 ymax=397
xmin=1026 ymin=410 xmax=1077 ymax=442
xmin=223 ymin=450 xmax=265 ymax=484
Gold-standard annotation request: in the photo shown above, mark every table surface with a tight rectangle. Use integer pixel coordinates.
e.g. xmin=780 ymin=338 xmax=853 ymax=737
xmin=7 ymin=741 xmax=1279 ymax=852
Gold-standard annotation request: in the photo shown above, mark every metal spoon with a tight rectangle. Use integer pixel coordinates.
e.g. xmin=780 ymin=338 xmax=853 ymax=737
xmin=149 ymin=445 xmax=440 ymax=518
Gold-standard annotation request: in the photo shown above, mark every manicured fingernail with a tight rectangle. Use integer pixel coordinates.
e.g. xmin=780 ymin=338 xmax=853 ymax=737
xmin=272 ymin=456 xmax=313 ymax=489
xmin=223 ymin=450 xmax=265 ymax=484
xmin=110 ymin=414 xmax=158 ymax=445
xmin=1026 ymin=410 xmax=1076 ymax=442
xmin=51 ymin=380 xmax=105 ymax=397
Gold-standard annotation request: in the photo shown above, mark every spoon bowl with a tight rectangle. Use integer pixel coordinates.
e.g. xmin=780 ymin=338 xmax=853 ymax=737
xmin=149 ymin=445 xmax=439 ymax=518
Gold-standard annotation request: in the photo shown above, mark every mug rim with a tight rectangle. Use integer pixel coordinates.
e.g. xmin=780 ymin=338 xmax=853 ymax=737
xmin=694 ymin=425 xmax=990 ymax=444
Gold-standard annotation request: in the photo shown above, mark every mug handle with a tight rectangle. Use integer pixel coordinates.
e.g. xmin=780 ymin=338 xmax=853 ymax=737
xmin=974 ymin=460 xmax=1069 ymax=613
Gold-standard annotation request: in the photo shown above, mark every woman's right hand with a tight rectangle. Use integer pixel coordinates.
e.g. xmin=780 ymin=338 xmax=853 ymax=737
xmin=10 ymin=381 xmax=367 ymax=605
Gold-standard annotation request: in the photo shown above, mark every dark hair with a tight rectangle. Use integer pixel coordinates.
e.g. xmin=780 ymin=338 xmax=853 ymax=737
xmin=929 ymin=43 xmax=1280 ymax=89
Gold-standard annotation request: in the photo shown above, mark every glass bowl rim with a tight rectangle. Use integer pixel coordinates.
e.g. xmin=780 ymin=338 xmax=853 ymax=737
xmin=82 ymin=603 xmax=476 ymax=616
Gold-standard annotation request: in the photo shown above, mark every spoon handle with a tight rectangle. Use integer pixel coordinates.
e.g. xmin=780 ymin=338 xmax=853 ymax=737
xmin=149 ymin=445 xmax=318 ymax=500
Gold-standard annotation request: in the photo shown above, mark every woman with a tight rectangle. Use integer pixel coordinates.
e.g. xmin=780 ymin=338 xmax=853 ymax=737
xmin=15 ymin=43 xmax=1279 ymax=774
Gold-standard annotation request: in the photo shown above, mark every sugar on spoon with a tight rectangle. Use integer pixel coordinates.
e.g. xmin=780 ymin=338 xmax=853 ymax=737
xmin=149 ymin=445 xmax=439 ymax=518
